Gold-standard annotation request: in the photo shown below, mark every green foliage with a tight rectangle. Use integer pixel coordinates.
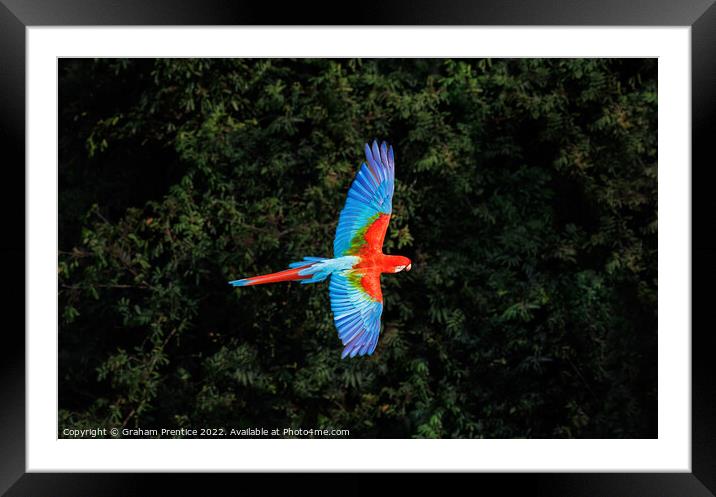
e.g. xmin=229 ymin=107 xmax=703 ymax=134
xmin=59 ymin=58 xmax=657 ymax=438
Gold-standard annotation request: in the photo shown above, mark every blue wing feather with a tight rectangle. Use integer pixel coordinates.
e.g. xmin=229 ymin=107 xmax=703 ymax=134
xmin=333 ymin=140 xmax=395 ymax=257
xmin=329 ymin=271 xmax=383 ymax=359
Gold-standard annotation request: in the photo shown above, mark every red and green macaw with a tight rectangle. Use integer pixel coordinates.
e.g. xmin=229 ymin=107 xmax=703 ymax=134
xmin=229 ymin=140 xmax=411 ymax=358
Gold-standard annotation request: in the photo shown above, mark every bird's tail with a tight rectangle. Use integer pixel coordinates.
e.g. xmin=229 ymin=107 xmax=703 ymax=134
xmin=229 ymin=257 xmax=329 ymax=287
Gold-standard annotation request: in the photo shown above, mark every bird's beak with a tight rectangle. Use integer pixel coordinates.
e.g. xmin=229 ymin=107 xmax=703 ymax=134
xmin=406 ymin=264 xmax=412 ymax=271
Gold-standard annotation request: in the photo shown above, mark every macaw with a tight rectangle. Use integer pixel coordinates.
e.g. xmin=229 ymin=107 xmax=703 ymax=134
xmin=229 ymin=140 xmax=412 ymax=359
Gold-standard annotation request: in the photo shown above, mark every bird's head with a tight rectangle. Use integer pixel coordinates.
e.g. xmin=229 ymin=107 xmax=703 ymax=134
xmin=392 ymin=255 xmax=412 ymax=273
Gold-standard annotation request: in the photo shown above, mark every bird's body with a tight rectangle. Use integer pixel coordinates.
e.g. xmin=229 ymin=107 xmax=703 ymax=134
xmin=229 ymin=141 xmax=411 ymax=358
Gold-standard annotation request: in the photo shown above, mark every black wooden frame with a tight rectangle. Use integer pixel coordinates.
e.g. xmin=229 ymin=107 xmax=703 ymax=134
xmin=1 ymin=1 xmax=713 ymax=495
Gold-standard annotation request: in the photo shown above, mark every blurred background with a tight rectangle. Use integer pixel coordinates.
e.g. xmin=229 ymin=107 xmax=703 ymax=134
xmin=58 ymin=58 xmax=657 ymax=438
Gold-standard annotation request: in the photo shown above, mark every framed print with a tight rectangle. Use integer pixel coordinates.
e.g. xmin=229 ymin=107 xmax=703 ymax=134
xmin=1 ymin=0 xmax=714 ymax=495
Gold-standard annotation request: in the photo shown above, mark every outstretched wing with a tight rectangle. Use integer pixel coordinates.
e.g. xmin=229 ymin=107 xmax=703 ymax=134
xmin=334 ymin=141 xmax=395 ymax=257
xmin=329 ymin=269 xmax=383 ymax=358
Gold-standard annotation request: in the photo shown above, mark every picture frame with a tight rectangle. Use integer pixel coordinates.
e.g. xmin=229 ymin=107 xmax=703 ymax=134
xmin=1 ymin=0 xmax=713 ymax=494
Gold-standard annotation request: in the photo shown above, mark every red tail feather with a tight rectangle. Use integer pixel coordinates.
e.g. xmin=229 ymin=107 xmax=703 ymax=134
xmin=230 ymin=265 xmax=313 ymax=287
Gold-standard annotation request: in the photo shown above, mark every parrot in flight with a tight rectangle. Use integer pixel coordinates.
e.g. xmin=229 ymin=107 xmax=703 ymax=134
xmin=229 ymin=140 xmax=412 ymax=359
